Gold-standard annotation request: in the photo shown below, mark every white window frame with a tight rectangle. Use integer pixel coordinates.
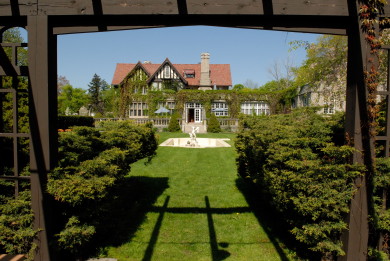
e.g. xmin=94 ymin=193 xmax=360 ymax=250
xmin=240 ymin=101 xmax=270 ymax=116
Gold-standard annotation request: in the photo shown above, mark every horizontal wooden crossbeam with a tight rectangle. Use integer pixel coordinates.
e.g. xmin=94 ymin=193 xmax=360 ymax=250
xmin=49 ymin=14 xmax=349 ymax=35
xmin=2 ymin=0 xmax=390 ymax=35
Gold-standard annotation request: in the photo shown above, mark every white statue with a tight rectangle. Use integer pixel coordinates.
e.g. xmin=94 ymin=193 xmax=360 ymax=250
xmin=190 ymin=126 xmax=199 ymax=140
xmin=188 ymin=126 xmax=199 ymax=146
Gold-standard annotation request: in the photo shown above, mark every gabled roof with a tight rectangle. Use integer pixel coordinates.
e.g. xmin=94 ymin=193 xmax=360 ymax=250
xmin=112 ymin=63 xmax=160 ymax=85
xmin=146 ymin=58 xmax=188 ymax=85
xmin=112 ymin=60 xmax=232 ymax=87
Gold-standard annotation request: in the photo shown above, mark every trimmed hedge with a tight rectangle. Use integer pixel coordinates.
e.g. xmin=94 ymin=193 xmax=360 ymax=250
xmin=47 ymin=121 xmax=157 ymax=259
xmin=235 ymin=109 xmax=363 ymax=260
xmin=0 ymin=121 xmax=158 ymax=260
xmin=58 ymin=115 xmax=94 ymax=129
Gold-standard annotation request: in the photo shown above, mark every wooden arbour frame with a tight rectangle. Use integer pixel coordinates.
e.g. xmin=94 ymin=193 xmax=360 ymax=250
xmin=1 ymin=1 xmax=390 ymax=260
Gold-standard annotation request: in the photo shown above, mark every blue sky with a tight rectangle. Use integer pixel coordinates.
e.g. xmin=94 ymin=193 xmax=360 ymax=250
xmin=57 ymin=26 xmax=320 ymax=89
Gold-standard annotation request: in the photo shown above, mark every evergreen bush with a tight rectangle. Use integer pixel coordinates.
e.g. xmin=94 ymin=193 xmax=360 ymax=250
xmin=235 ymin=109 xmax=364 ymax=259
xmin=168 ymin=113 xmax=181 ymax=132
xmin=207 ymin=113 xmax=222 ymax=133
xmin=47 ymin=121 xmax=158 ymax=259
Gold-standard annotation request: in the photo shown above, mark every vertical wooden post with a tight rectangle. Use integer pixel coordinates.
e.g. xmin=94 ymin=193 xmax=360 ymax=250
xmin=28 ymin=15 xmax=57 ymax=261
xmin=342 ymin=0 xmax=378 ymax=260
xmin=340 ymin=29 xmax=369 ymax=261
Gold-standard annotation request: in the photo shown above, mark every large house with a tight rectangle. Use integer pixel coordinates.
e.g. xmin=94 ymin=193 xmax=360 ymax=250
xmin=112 ymin=53 xmax=232 ymax=91
xmin=112 ymin=53 xmax=270 ymax=132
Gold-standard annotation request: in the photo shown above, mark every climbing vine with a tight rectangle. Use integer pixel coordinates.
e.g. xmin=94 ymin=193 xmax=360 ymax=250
xmin=120 ymin=80 xmax=293 ymax=119
xmin=119 ymin=69 xmax=149 ymax=117
xmin=359 ymin=1 xmax=390 ymax=257
xmin=359 ymin=1 xmax=386 ymax=136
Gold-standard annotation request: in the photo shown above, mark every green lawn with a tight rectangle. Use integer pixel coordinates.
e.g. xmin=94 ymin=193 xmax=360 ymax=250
xmin=101 ymin=132 xmax=293 ymax=261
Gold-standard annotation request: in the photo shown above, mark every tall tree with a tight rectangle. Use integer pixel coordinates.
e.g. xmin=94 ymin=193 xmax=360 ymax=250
xmin=58 ymin=85 xmax=89 ymax=115
xmin=291 ymin=35 xmax=348 ymax=106
xmin=2 ymin=27 xmax=27 ymax=66
xmin=88 ymin=74 xmax=108 ymax=115
xmin=101 ymin=87 xmax=120 ymax=118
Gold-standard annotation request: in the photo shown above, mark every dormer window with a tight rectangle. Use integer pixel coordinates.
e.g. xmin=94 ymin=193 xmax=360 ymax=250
xmin=184 ymin=69 xmax=195 ymax=78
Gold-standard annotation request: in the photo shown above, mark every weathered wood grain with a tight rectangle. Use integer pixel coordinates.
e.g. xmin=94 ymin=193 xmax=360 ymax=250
xmin=0 ymin=0 xmax=389 ymax=17
xmin=102 ymin=0 xmax=179 ymax=15
xmin=0 ymin=0 xmax=37 ymax=16
xmin=37 ymin=0 xmax=94 ymax=15
xmin=53 ymin=25 xmax=162 ymax=34
xmin=0 ymin=0 xmax=381 ymax=17
xmin=186 ymin=0 xmax=264 ymax=15
xmin=272 ymin=0 xmax=348 ymax=16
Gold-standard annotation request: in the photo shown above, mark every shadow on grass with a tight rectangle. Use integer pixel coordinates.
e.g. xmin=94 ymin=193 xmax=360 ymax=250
xmin=142 ymin=195 xmax=170 ymax=261
xmin=90 ymin=176 xmax=169 ymax=256
xmin=141 ymin=196 xmax=240 ymax=261
xmin=235 ymin=178 xmax=292 ymax=261
xmin=205 ymin=196 xmax=231 ymax=261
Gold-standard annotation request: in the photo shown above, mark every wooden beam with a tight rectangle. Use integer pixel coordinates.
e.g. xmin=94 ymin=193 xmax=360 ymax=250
xmin=0 ymin=0 xmax=37 ymax=16
xmin=341 ymin=28 xmax=369 ymax=261
xmin=52 ymin=24 xmax=347 ymax=36
xmin=28 ymin=15 xmax=57 ymax=261
xmin=0 ymin=0 xmax=388 ymax=18
xmin=48 ymin=14 xmax=348 ymax=35
xmin=341 ymin=0 xmax=377 ymax=259
xmin=0 ymin=0 xmax=379 ymax=17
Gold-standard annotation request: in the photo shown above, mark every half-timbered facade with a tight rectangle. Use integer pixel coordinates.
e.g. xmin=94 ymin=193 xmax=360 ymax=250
xmin=112 ymin=53 xmax=232 ymax=91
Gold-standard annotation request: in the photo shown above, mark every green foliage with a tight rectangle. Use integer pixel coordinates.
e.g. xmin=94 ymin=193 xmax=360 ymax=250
xmin=58 ymin=85 xmax=89 ymax=115
xmin=58 ymin=115 xmax=94 ymax=129
xmin=232 ymin=84 xmax=245 ymax=91
xmin=0 ymin=28 xmax=33 ymax=258
xmin=291 ymin=35 xmax=347 ymax=87
xmin=167 ymin=113 xmax=181 ymax=132
xmin=57 ymin=216 xmax=95 ymax=254
xmin=119 ymin=68 xmax=149 ymax=117
xmin=373 ymin=157 xmax=390 ymax=246
xmin=368 ymin=248 xmax=390 ymax=261
xmin=162 ymin=79 xmax=182 ymax=91
xmin=2 ymin=28 xmax=27 ymax=66
xmin=235 ymin=109 xmax=363 ymax=259
xmin=207 ymin=113 xmax=222 ymax=133
xmin=46 ymin=121 xmax=158 ymax=258
xmin=0 ymin=191 xmax=37 ymax=260
xmin=88 ymin=74 xmax=109 ymax=115
xmin=290 ymin=35 xmax=348 ymax=108
xmin=101 ymin=87 xmax=120 ymax=117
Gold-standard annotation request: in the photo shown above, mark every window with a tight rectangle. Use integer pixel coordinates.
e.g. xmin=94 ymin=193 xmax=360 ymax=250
xmin=184 ymin=69 xmax=195 ymax=78
xmin=158 ymin=101 xmax=176 ymax=114
xmin=164 ymin=65 xmax=170 ymax=78
xmin=211 ymin=102 xmax=229 ymax=117
xmin=186 ymin=102 xmax=203 ymax=108
xmin=129 ymin=102 xmax=148 ymax=117
xmin=324 ymin=104 xmax=334 ymax=114
xmin=300 ymin=93 xmax=311 ymax=107
xmin=240 ymin=101 xmax=270 ymax=115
